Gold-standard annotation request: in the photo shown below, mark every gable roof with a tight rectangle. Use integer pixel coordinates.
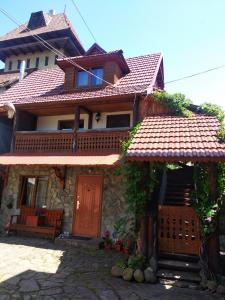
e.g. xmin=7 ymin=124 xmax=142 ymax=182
xmin=85 ymin=43 xmax=107 ymax=55
xmin=0 ymin=52 xmax=163 ymax=107
xmin=126 ymin=115 xmax=225 ymax=162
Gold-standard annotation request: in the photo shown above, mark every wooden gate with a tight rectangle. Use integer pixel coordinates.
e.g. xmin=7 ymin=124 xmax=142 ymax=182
xmin=158 ymin=205 xmax=200 ymax=255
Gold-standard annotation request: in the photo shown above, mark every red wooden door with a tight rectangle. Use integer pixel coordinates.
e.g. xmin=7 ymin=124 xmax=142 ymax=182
xmin=73 ymin=175 xmax=103 ymax=237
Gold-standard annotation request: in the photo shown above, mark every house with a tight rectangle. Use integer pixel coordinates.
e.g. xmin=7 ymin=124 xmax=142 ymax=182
xmin=0 ymin=45 xmax=164 ymax=239
xmin=0 ymin=9 xmax=85 ymax=156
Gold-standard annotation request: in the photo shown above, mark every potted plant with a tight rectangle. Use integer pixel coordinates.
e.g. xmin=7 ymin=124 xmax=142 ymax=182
xmin=103 ymin=230 xmax=113 ymax=250
xmin=114 ymin=240 xmax=123 ymax=252
xmin=123 ymin=239 xmax=131 ymax=254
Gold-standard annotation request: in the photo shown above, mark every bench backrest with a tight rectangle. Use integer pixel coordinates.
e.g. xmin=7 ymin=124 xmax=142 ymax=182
xmin=19 ymin=207 xmax=63 ymax=227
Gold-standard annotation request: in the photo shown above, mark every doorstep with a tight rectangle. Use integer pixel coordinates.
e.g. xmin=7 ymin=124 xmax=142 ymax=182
xmin=55 ymin=235 xmax=101 ymax=250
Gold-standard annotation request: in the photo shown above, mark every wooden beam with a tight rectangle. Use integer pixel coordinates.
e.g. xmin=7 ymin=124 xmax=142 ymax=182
xmin=74 ymin=106 xmax=80 ymax=131
xmin=88 ymin=113 xmax=93 ymax=129
xmin=10 ymin=108 xmax=18 ymax=152
xmin=80 ymin=106 xmax=92 ymax=114
xmin=133 ymin=95 xmax=140 ymax=126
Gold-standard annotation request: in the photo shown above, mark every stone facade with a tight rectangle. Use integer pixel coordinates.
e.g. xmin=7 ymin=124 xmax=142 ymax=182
xmin=0 ymin=165 xmax=127 ymax=236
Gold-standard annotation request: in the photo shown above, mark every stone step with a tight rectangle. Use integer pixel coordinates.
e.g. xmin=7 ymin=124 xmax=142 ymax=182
xmin=159 ymin=279 xmax=199 ymax=289
xmin=159 ymin=252 xmax=199 ymax=263
xmin=157 ymin=269 xmax=201 ymax=283
xmin=158 ymin=259 xmax=201 ymax=272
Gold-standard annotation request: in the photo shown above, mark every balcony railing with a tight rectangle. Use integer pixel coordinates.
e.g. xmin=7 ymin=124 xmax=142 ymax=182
xmin=14 ymin=129 xmax=129 ymax=154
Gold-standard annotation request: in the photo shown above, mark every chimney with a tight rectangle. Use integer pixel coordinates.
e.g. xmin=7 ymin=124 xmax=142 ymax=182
xmin=48 ymin=9 xmax=55 ymax=16
xmin=19 ymin=60 xmax=26 ymax=81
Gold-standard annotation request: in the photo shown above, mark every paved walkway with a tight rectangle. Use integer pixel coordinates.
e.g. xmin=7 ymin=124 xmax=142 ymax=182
xmin=0 ymin=236 xmax=223 ymax=299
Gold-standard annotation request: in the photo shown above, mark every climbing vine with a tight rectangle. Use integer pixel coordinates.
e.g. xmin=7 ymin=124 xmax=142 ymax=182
xmin=153 ymin=91 xmax=192 ymax=117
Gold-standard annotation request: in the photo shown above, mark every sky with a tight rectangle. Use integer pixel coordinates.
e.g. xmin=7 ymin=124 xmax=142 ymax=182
xmin=0 ymin=0 xmax=225 ymax=108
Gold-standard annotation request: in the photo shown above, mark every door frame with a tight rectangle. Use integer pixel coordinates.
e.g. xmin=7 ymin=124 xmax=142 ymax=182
xmin=72 ymin=174 xmax=104 ymax=237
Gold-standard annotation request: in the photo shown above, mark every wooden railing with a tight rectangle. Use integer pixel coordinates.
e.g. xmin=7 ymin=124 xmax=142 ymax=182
xmin=76 ymin=129 xmax=129 ymax=153
xmin=14 ymin=129 xmax=129 ymax=153
xmin=14 ymin=131 xmax=74 ymax=153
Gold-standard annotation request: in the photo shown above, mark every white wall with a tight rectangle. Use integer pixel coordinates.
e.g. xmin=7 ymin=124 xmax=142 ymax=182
xmin=36 ymin=111 xmax=133 ymax=131
xmin=4 ymin=49 xmax=64 ymax=72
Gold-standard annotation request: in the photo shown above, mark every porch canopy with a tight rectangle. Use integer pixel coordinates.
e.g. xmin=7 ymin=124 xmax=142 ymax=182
xmin=0 ymin=154 xmax=120 ymax=166
xmin=126 ymin=115 xmax=225 ymax=162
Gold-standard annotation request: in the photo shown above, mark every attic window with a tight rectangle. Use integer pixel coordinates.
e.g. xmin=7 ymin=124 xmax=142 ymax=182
xmin=91 ymin=68 xmax=103 ymax=86
xmin=77 ymin=71 xmax=88 ymax=87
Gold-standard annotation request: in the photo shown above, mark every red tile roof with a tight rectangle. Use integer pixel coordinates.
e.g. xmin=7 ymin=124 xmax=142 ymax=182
xmin=0 ymin=53 xmax=162 ymax=106
xmin=0 ymin=72 xmax=19 ymax=87
xmin=126 ymin=115 xmax=225 ymax=161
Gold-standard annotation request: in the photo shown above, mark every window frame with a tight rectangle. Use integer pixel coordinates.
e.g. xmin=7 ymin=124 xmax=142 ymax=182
xmin=26 ymin=59 xmax=30 ymax=69
xmin=17 ymin=60 xmax=21 ymax=70
xmin=106 ymin=113 xmax=131 ymax=129
xmin=91 ymin=67 xmax=104 ymax=86
xmin=58 ymin=119 xmax=84 ymax=130
xmin=18 ymin=175 xmax=49 ymax=208
xmin=75 ymin=67 xmax=104 ymax=88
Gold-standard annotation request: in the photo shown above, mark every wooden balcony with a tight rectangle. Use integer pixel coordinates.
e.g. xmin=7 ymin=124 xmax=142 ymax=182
xmin=14 ymin=129 xmax=129 ymax=154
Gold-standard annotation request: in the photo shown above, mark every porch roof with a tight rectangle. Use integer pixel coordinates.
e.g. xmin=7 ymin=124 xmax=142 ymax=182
xmin=0 ymin=154 xmax=120 ymax=166
xmin=126 ymin=115 xmax=225 ymax=162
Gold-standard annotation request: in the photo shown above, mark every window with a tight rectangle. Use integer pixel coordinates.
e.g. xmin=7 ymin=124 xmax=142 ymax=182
xmin=8 ymin=61 xmax=12 ymax=71
xmin=17 ymin=60 xmax=21 ymax=70
xmin=106 ymin=114 xmax=130 ymax=128
xmin=35 ymin=57 xmax=39 ymax=68
xmin=55 ymin=55 xmax=58 ymax=64
xmin=26 ymin=59 xmax=30 ymax=69
xmin=19 ymin=176 xmax=48 ymax=208
xmin=77 ymin=70 xmax=89 ymax=87
xmin=45 ymin=56 xmax=49 ymax=66
xmin=91 ymin=67 xmax=103 ymax=86
xmin=58 ymin=119 xmax=84 ymax=130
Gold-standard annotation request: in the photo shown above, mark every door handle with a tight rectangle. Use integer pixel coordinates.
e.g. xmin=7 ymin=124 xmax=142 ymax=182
xmin=76 ymin=200 xmax=80 ymax=210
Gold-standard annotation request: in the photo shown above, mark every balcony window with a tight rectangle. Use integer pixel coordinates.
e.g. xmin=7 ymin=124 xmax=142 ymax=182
xmin=19 ymin=176 xmax=48 ymax=208
xmin=8 ymin=61 xmax=12 ymax=71
xmin=45 ymin=56 xmax=49 ymax=66
xmin=35 ymin=57 xmax=39 ymax=68
xmin=91 ymin=67 xmax=103 ymax=86
xmin=17 ymin=60 xmax=21 ymax=70
xmin=106 ymin=114 xmax=130 ymax=128
xmin=58 ymin=119 xmax=84 ymax=130
xmin=26 ymin=59 xmax=30 ymax=69
xmin=77 ymin=71 xmax=88 ymax=87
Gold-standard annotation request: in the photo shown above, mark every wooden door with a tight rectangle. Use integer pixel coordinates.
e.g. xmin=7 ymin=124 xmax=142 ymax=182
xmin=73 ymin=175 xmax=103 ymax=237
xmin=158 ymin=205 xmax=200 ymax=255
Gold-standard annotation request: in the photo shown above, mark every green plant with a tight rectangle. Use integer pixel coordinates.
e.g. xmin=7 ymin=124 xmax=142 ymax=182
xmin=153 ymin=91 xmax=192 ymax=117
xmin=127 ymin=252 xmax=146 ymax=270
xmin=116 ymin=259 xmax=127 ymax=269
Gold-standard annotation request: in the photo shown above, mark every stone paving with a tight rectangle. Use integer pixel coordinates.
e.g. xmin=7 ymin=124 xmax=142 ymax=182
xmin=0 ymin=236 xmax=223 ymax=299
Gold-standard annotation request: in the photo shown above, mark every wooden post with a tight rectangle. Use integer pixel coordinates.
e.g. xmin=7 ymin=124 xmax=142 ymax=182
xmin=10 ymin=108 xmax=18 ymax=152
xmin=73 ymin=106 xmax=80 ymax=152
xmin=88 ymin=112 xmax=93 ymax=129
xmin=133 ymin=95 xmax=140 ymax=126
xmin=206 ymin=163 xmax=221 ymax=275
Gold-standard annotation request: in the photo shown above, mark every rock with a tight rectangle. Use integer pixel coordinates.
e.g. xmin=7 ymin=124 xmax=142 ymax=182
xmin=200 ymin=280 xmax=207 ymax=290
xmin=149 ymin=256 xmax=157 ymax=272
xmin=144 ymin=267 xmax=157 ymax=283
xmin=216 ymin=284 xmax=225 ymax=294
xmin=123 ymin=268 xmax=134 ymax=281
xmin=175 ymin=281 xmax=189 ymax=288
xmin=111 ymin=265 xmax=123 ymax=277
xmin=207 ymin=280 xmax=217 ymax=292
xmin=133 ymin=269 xmax=144 ymax=283
xmin=199 ymin=269 xmax=207 ymax=282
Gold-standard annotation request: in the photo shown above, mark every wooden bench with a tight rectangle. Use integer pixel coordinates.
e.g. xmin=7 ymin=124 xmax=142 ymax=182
xmin=9 ymin=207 xmax=63 ymax=240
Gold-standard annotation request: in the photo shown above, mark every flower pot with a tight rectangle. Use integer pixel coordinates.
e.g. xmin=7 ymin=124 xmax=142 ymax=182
xmin=123 ymin=247 xmax=129 ymax=254
xmin=115 ymin=244 xmax=122 ymax=252
xmin=104 ymin=243 xmax=112 ymax=250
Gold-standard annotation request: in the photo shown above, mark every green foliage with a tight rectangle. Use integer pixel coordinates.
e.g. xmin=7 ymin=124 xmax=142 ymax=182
xmin=153 ymin=91 xmax=192 ymax=117
xmin=121 ymin=123 xmax=141 ymax=154
xmin=127 ymin=252 xmax=146 ymax=270
xmin=200 ymin=103 xmax=225 ymax=142
xmin=116 ymin=259 xmax=127 ymax=269
xmin=191 ymin=164 xmax=218 ymax=236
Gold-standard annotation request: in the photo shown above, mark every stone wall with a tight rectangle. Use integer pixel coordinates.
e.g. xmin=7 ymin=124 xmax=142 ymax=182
xmin=0 ymin=165 xmax=127 ymax=236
